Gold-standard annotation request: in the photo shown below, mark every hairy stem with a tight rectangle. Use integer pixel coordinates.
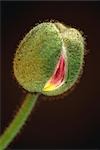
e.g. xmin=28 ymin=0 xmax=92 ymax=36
xmin=0 ymin=93 xmax=40 ymax=150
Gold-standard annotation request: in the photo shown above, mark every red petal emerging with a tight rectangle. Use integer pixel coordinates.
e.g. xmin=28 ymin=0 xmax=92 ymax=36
xmin=50 ymin=54 xmax=66 ymax=86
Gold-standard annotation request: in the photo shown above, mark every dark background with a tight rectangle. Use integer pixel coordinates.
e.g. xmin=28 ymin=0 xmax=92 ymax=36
xmin=1 ymin=1 xmax=100 ymax=149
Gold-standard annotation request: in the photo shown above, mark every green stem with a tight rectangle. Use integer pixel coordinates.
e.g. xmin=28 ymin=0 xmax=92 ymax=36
xmin=0 ymin=93 xmax=40 ymax=150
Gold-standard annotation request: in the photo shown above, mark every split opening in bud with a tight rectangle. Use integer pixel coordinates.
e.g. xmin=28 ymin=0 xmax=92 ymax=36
xmin=43 ymin=52 xmax=66 ymax=92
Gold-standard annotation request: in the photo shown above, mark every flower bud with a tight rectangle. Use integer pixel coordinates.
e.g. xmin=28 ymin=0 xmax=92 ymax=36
xmin=13 ymin=22 xmax=85 ymax=96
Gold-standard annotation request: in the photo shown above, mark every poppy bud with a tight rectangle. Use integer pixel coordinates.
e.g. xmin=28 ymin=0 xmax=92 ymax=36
xmin=13 ymin=22 xmax=85 ymax=96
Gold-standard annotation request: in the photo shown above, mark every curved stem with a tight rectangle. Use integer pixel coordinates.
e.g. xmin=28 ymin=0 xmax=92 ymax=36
xmin=0 ymin=93 xmax=40 ymax=150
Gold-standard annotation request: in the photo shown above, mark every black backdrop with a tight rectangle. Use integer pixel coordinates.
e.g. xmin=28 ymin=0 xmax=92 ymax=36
xmin=1 ymin=1 xmax=100 ymax=149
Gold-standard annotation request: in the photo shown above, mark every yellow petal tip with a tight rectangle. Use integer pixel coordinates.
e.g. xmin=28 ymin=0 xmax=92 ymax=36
xmin=43 ymin=82 xmax=56 ymax=92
